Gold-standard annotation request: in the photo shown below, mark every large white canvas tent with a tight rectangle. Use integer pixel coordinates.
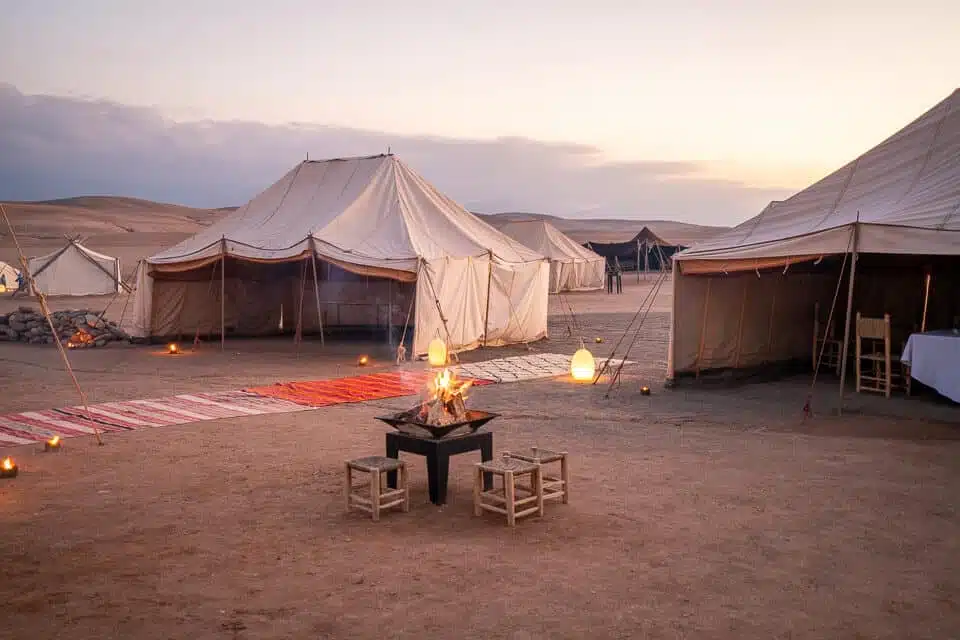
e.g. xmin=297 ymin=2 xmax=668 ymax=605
xmin=129 ymin=154 xmax=550 ymax=356
xmin=0 ymin=260 xmax=18 ymax=292
xmin=669 ymin=88 xmax=960 ymax=382
xmin=27 ymin=239 xmax=124 ymax=297
xmin=499 ymin=220 xmax=605 ymax=292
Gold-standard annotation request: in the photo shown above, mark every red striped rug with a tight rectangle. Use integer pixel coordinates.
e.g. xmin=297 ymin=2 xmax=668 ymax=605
xmin=245 ymin=371 xmax=493 ymax=407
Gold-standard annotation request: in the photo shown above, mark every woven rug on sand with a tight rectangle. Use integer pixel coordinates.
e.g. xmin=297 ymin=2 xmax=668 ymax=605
xmin=245 ymin=371 xmax=493 ymax=407
xmin=0 ymin=391 xmax=309 ymax=446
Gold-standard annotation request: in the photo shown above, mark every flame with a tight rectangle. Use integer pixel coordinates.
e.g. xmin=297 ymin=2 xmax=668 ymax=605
xmin=48 ymin=436 xmax=60 ymax=446
xmin=167 ymin=343 xmax=180 ymax=354
xmin=67 ymin=328 xmax=95 ymax=349
xmin=428 ymin=368 xmax=473 ymax=403
xmin=1 ymin=457 xmax=13 ymax=471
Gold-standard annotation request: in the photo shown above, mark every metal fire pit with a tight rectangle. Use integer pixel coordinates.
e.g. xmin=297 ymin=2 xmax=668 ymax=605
xmin=376 ymin=409 xmax=500 ymax=440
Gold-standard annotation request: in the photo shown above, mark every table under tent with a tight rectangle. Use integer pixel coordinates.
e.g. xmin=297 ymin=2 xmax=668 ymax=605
xmin=668 ymin=88 xmax=960 ymax=407
xmin=127 ymin=154 xmax=550 ymax=358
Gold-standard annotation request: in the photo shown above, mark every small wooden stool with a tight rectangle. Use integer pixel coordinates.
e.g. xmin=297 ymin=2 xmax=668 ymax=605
xmin=509 ymin=446 xmax=569 ymax=504
xmin=474 ymin=452 xmax=544 ymax=526
xmin=345 ymin=456 xmax=409 ymax=521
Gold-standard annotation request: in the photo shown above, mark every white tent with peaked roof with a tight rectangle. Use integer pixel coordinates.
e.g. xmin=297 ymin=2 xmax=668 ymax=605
xmin=27 ymin=239 xmax=124 ymax=297
xmin=669 ymin=88 xmax=960 ymax=379
xmin=129 ymin=154 xmax=550 ymax=356
xmin=499 ymin=220 xmax=605 ymax=292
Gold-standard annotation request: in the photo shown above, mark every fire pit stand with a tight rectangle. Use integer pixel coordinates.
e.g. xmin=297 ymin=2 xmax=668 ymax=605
xmin=385 ymin=431 xmax=494 ymax=506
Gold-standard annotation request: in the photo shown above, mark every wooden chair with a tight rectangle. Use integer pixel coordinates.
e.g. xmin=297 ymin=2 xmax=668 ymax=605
xmin=345 ymin=456 xmax=409 ymax=521
xmin=813 ymin=302 xmax=842 ymax=375
xmin=855 ymin=313 xmax=910 ymax=398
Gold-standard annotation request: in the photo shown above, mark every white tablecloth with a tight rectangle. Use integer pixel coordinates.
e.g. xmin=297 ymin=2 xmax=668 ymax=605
xmin=901 ymin=330 xmax=960 ymax=402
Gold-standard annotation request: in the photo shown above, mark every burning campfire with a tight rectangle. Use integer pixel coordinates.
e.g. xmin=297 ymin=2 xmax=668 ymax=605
xmin=406 ymin=368 xmax=471 ymax=426
xmin=66 ymin=328 xmax=95 ymax=349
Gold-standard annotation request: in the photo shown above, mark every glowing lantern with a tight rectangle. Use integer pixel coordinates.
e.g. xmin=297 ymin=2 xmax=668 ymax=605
xmin=594 ymin=337 xmax=604 ymax=344
xmin=427 ymin=338 xmax=448 ymax=367
xmin=45 ymin=435 xmax=62 ymax=452
xmin=640 ymin=386 xmax=651 ymax=396
xmin=0 ymin=456 xmax=17 ymax=479
xmin=357 ymin=355 xmax=369 ymax=366
xmin=167 ymin=343 xmax=180 ymax=355
xmin=570 ymin=348 xmax=595 ymax=381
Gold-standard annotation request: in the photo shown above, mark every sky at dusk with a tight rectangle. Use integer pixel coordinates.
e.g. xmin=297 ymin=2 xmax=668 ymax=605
xmin=0 ymin=0 xmax=956 ymax=224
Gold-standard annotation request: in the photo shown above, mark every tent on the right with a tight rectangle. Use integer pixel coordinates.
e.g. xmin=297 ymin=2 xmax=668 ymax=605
xmin=669 ymin=88 xmax=960 ymax=396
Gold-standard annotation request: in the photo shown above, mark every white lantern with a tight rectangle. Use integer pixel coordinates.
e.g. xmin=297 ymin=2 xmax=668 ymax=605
xmin=570 ymin=348 xmax=595 ymax=381
xmin=427 ymin=338 xmax=448 ymax=367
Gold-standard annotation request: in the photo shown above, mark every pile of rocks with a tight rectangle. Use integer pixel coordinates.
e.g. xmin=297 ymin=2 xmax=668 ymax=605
xmin=0 ymin=307 xmax=131 ymax=347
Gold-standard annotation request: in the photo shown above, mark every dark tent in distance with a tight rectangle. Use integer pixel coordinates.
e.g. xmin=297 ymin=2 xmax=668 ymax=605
xmin=583 ymin=227 xmax=685 ymax=272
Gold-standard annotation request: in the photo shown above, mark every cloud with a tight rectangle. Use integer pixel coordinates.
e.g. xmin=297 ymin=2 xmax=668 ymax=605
xmin=0 ymin=84 xmax=790 ymax=225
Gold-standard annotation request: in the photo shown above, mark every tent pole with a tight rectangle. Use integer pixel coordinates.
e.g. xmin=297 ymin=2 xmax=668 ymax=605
xmin=733 ymin=279 xmax=748 ymax=368
xmin=920 ymin=271 xmax=931 ymax=332
xmin=644 ymin=241 xmax=650 ymax=279
xmin=220 ymin=239 xmax=226 ymax=351
xmin=309 ymin=238 xmax=325 ymax=347
xmin=837 ymin=223 xmax=860 ymax=415
xmin=636 ymin=240 xmax=641 ymax=283
xmin=483 ymin=250 xmax=493 ymax=347
xmin=695 ymin=277 xmax=713 ymax=377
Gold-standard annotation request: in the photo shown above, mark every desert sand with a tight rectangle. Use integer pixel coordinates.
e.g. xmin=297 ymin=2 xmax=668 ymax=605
xmin=0 ymin=199 xmax=957 ymax=639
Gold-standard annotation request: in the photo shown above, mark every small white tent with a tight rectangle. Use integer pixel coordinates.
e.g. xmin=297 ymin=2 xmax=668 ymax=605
xmin=669 ymin=88 xmax=960 ymax=380
xmin=27 ymin=239 xmax=124 ymax=297
xmin=0 ymin=261 xmax=18 ymax=292
xmin=129 ymin=154 xmax=550 ymax=356
xmin=499 ymin=220 xmax=606 ymax=292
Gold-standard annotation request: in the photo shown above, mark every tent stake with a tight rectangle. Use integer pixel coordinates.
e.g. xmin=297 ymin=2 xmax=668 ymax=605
xmin=837 ymin=222 xmax=860 ymax=415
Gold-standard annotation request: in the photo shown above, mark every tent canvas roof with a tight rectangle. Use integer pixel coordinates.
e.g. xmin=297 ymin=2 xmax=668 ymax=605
xmin=499 ymin=220 xmax=604 ymax=263
xmin=677 ymin=88 xmax=960 ymax=267
xmin=149 ymin=154 xmax=544 ymax=274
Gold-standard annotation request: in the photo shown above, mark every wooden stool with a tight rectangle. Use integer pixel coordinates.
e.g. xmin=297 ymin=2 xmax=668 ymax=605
xmin=509 ymin=446 xmax=569 ymax=504
xmin=345 ymin=456 xmax=409 ymax=521
xmin=473 ymin=452 xmax=544 ymax=526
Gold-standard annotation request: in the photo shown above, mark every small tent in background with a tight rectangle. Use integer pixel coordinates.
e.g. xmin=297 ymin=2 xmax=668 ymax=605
xmin=27 ymin=238 xmax=125 ymax=296
xmin=0 ymin=260 xmax=19 ymax=292
xmin=499 ymin=220 xmax=605 ymax=292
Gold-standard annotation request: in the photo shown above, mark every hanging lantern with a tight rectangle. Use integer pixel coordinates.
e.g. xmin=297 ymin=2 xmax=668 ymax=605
xmin=427 ymin=338 xmax=448 ymax=367
xmin=570 ymin=348 xmax=595 ymax=381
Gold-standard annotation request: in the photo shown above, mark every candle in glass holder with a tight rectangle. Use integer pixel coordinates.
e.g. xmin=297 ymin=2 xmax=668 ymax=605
xmin=44 ymin=435 xmax=62 ymax=452
xmin=0 ymin=456 xmax=18 ymax=479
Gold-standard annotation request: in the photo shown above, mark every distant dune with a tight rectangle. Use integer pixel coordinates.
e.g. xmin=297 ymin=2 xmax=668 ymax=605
xmin=0 ymin=196 xmax=728 ymax=281
xmin=476 ymin=211 xmax=728 ymax=247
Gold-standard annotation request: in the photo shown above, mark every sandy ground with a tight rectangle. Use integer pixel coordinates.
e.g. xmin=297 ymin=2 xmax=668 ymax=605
xmin=1 ymin=278 xmax=958 ymax=639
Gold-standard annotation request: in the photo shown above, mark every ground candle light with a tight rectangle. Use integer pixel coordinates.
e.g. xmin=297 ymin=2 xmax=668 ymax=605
xmin=1 ymin=456 xmax=18 ymax=478
xmin=640 ymin=386 xmax=651 ymax=396
xmin=45 ymin=435 xmax=62 ymax=452
xmin=357 ymin=355 xmax=369 ymax=366
xmin=167 ymin=343 xmax=180 ymax=355
xmin=570 ymin=348 xmax=595 ymax=381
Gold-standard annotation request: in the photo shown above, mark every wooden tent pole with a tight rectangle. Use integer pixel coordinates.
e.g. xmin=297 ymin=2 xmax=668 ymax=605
xmin=733 ymin=279 xmax=748 ymax=368
xmin=695 ymin=277 xmax=713 ymax=377
xmin=636 ymin=240 xmax=641 ymax=283
xmin=294 ymin=258 xmax=307 ymax=348
xmin=220 ymin=238 xmax=226 ymax=351
xmin=309 ymin=238 xmax=325 ymax=347
xmin=837 ymin=223 xmax=860 ymax=414
xmin=920 ymin=271 xmax=932 ymax=332
xmin=483 ymin=250 xmax=493 ymax=347
xmin=0 ymin=204 xmax=103 ymax=445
